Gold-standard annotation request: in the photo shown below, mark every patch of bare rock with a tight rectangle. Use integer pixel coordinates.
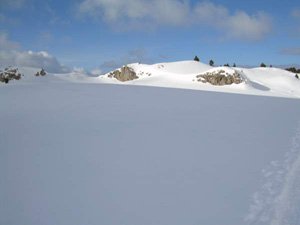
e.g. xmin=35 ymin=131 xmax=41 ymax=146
xmin=197 ymin=69 xmax=244 ymax=86
xmin=0 ymin=67 xmax=22 ymax=83
xmin=108 ymin=66 xmax=138 ymax=82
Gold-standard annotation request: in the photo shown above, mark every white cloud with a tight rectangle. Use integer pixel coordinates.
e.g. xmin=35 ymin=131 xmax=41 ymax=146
xmin=90 ymin=68 xmax=102 ymax=76
xmin=194 ymin=1 xmax=228 ymax=23
xmin=0 ymin=50 xmax=70 ymax=73
xmin=78 ymin=0 xmax=190 ymax=30
xmin=194 ymin=2 xmax=272 ymax=40
xmin=224 ymin=11 xmax=272 ymax=40
xmin=78 ymin=0 xmax=272 ymax=40
xmin=72 ymin=67 xmax=86 ymax=73
xmin=0 ymin=33 xmax=69 ymax=73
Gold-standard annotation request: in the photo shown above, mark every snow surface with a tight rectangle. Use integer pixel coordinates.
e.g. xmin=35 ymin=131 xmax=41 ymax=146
xmin=1 ymin=62 xmax=300 ymax=225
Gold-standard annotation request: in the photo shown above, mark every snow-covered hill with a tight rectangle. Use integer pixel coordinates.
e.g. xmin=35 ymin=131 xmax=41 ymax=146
xmin=97 ymin=61 xmax=300 ymax=98
xmin=2 ymin=60 xmax=299 ymax=98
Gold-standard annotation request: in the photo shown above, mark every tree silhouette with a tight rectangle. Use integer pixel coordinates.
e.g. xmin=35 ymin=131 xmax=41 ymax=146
xmin=260 ymin=63 xmax=266 ymax=67
xmin=194 ymin=56 xmax=200 ymax=62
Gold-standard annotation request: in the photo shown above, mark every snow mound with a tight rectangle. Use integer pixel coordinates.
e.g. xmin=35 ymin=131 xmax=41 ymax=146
xmin=1 ymin=61 xmax=300 ymax=99
xmin=242 ymin=67 xmax=300 ymax=96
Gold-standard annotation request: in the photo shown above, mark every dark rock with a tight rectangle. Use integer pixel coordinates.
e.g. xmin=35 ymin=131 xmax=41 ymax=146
xmin=35 ymin=69 xmax=47 ymax=76
xmin=40 ymin=69 xmax=47 ymax=76
xmin=0 ymin=67 xmax=22 ymax=83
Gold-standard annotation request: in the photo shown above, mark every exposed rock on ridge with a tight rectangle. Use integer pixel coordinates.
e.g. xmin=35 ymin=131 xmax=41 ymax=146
xmin=197 ymin=70 xmax=244 ymax=86
xmin=108 ymin=66 xmax=138 ymax=82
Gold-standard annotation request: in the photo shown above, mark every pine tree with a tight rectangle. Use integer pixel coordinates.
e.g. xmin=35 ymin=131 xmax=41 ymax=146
xmin=260 ymin=63 xmax=266 ymax=67
xmin=194 ymin=56 xmax=200 ymax=62
xmin=233 ymin=63 xmax=236 ymax=67
xmin=209 ymin=60 xmax=214 ymax=66
xmin=40 ymin=69 xmax=46 ymax=76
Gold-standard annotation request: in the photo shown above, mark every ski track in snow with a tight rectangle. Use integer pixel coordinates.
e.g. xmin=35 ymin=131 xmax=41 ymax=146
xmin=245 ymin=120 xmax=300 ymax=225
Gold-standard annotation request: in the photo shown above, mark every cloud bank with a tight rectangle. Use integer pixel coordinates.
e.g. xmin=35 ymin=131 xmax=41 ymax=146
xmin=0 ymin=32 xmax=69 ymax=73
xmin=78 ymin=0 xmax=272 ymax=41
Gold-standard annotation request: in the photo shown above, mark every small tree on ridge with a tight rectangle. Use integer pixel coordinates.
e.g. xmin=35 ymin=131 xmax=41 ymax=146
xmin=194 ymin=56 xmax=200 ymax=62
xmin=260 ymin=63 xmax=267 ymax=67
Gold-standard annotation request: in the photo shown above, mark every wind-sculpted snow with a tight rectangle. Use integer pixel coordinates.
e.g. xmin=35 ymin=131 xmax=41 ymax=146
xmin=0 ymin=80 xmax=300 ymax=225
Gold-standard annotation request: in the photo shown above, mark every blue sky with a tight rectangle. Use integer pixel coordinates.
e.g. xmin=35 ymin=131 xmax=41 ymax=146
xmin=0 ymin=0 xmax=300 ymax=72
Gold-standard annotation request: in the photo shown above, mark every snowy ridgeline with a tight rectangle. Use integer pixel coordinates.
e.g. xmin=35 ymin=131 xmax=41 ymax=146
xmin=1 ymin=80 xmax=300 ymax=225
xmin=1 ymin=60 xmax=300 ymax=98
xmin=98 ymin=60 xmax=300 ymax=99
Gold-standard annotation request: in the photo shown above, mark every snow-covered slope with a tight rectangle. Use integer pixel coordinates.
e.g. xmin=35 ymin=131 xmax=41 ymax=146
xmin=95 ymin=61 xmax=300 ymax=99
xmin=2 ymin=60 xmax=299 ymax=98
xmin=1 ymin=81 xmax=300 ymax=225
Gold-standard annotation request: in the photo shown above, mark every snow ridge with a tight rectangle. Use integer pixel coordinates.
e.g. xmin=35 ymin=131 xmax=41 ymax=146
xmin=245 ymin=120 xmax=300 ymax=225
xmin=98 ymin=61 xmax=300 ymax=99
xmin=2 ymin=61 xmax=300 ymax=98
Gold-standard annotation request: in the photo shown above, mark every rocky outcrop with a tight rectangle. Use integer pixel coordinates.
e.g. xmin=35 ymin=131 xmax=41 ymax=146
xmin=108 ymin=66 xmax=138 ymax=82
xmin=35 ymin=69 xmax=47 ymax=76
xmin=197 ymin=70 xmax=244 ymax=86
xmin=0 ymin=67 xmax=22 ymax=83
